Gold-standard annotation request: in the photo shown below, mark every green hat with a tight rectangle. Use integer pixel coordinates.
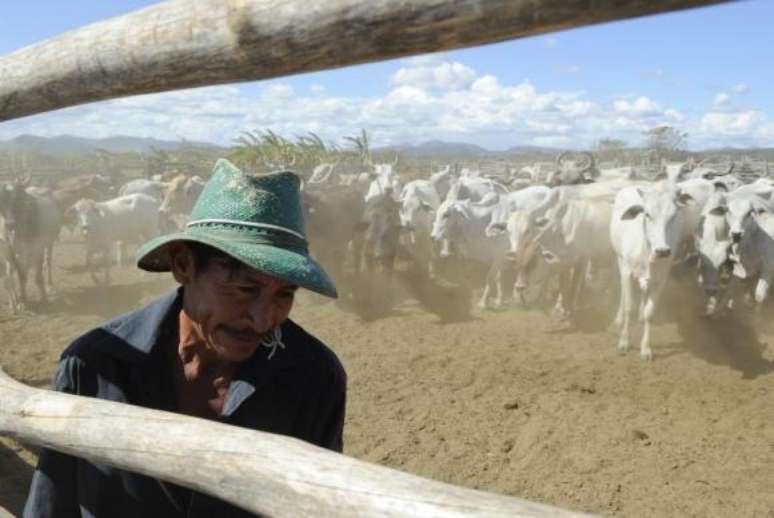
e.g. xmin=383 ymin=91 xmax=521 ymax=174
xmin=136 ymin=159 xmax=337 ymax=298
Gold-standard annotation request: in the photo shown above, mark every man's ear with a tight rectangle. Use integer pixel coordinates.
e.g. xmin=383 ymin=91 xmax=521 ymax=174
xmin=170 ymin=243 xmax=195 ymax=284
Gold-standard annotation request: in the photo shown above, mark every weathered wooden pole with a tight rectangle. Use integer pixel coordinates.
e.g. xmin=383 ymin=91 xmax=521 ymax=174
xmin=0 ymin=368 xmax=588 ymax=517
xmin=0 ymin=0 xmax=733 ymax=122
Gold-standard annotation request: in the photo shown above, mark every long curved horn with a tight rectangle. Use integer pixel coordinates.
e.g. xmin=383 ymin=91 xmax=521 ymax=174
xmin=581 ymin=151 xmax=595 ymax=172
xmin=556 ymin=151 xmax=571 ymax=167
xmin=724 ymin=161 xmax=735 ymax=176
xmin=0 ymin=0 xmax=731 ymax=122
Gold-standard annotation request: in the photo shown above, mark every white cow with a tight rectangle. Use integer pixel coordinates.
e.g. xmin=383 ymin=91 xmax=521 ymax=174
xmin=400 ymin=180 xmax=441 ymax=237
xmin=0 ymin=233 xmax=21 ymax=314
xmin=430 ymin=197 xmax=509 ymax=309
xmin=486 ymin=185 xmax=551 ymax=237
xmin=695 ymin=192 xmax=733 ymax=316
xmin=119 ymin=178 xmax=169 ymax=201
xmin=399 ymin=179 xmax=442 ymax=275
xmin=610 ymin=185 xmax=693 ymax=360
xmin=158 ymin=175 xmax=206 ymax=219
xmin=724 ymin=194 xmax=774 ymax=312
xmin=72 ymin=193 xmax=161 ymax=284
xmin=452 ymin=175 xmax=509 ymax=204
xmin=428 ymin=165 xmax=453 ymax=201
xmin=529 ymin=197 xmax=614 ymax=319
xmin=364 ymin=164 xmax=402 ymax=204
xmin=499 ymin=178 xmax=643 ymax=298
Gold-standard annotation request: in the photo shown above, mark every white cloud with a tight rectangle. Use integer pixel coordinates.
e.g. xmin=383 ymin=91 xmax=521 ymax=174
xmin=665 ymin=109 xmax=684 ymax=121
xmin=613 ymin=96 xmax=661 ymax=117
xmin=713 ymin=92 xmax=730 ymax=107
xmin=733 ymin=83 xmax=750 ymax=94
xmin=391 ymin=61 xmax=476 ymax=91
xmin=0 ymin=58 xmax=764 ymax=151
xmin=700 ymin=111 xmax=760 ymax=136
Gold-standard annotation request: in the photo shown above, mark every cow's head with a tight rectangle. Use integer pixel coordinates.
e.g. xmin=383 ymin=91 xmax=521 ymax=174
xmin=696 ymin=192 xmax=732 ymax=313
xmin=620 ymin=187 xmax=691 ymax=260
xmin=431 ymin=199 xmax=468 ymax=258
xmin=72 ymin=199 xmax=105 ymax=236
xmin=727 ymin=196 xmax=769 ymax=243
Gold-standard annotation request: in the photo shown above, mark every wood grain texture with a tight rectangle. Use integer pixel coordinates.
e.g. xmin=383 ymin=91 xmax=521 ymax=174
xmin=0 ymin=367 xmax=590 ymax=517
xmin=0 ymin=0 xmax=732 ymax=122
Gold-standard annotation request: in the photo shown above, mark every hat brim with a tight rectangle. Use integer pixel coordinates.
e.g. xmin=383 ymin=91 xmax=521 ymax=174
xmin=136 ymin=231 xmax=338 ymax=299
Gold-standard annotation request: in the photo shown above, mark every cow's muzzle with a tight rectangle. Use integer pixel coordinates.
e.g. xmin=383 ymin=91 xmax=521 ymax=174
xmin=654 ymin=247 xmax=671 ymax=258
xmin=731 ymin=231 xmax=742 ymax=243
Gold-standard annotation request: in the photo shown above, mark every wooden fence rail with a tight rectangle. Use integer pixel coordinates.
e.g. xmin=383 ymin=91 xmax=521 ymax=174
xmin=0 ymin=367 xmax=587 ymax=517
xmin=0 ymin=0 xmax=732 ymax=122
xmin=0 ymin=0 xmax=734 ymax=515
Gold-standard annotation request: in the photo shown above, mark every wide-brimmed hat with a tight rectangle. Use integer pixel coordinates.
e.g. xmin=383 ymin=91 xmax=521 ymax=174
xmin=136 ymin=159 xmax=337 ymax=298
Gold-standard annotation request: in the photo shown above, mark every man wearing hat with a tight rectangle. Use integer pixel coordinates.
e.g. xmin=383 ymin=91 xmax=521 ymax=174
xmin=24 ymin=160 xmax=346 ymax=517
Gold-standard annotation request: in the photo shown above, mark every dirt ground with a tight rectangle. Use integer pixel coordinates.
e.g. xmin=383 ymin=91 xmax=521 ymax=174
xmin=1 ymin=237 xmax=774 ymax=517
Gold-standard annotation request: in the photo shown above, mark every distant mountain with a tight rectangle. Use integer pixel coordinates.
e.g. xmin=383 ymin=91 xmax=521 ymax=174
xmin=376 ymin=140 xmax=566 ymax=157
xmin=505 ymin=145 xmax=562 ymax=155
xmin=0 ymin=134 xmax=224 ymax=155
xmin=378 ymin=140 xmax=491 ymax=157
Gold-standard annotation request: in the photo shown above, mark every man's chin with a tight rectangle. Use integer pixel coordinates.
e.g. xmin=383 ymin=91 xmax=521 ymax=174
xmin=214 ymin=340 xmax=259 ymax=362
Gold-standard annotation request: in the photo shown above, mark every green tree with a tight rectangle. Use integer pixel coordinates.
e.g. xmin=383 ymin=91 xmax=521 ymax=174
xmin=642 ymin=126 xmax=687 ymax=160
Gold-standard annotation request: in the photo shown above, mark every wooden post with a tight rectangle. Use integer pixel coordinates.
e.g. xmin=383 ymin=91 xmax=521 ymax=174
xmin=0 ymin=368 xmax=589 ymax=517
xmin=0 ymin=0 xmax=732 ymax=122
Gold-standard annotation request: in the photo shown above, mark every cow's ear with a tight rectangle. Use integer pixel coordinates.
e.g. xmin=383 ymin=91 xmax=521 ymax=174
xmin=677 ymin=192 xmax=693 ymax=205
xmin=488 ymin=222 xmax=507 ymax=235
xmin=752 ymin=200 xmax=770 ymax=215
xmin=709 ymin=205 xmax=728 ymax=216
xmin=621 ymin=205 xmax=644 ymax=220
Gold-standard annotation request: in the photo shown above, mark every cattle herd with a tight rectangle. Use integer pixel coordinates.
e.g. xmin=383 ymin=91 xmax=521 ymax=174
xmin=0 ymin=172 xmax=204 ymax=303
xmin=2 ymin=153 xmax=774 ymax=361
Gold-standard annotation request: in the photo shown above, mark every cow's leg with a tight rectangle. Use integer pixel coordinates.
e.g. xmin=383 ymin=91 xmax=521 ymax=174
xmin=115 ymin=241 xmax=123 ymax=267
xmin=4 ymin=261 xmax=21 ymax=313
xmin=8 ymin=252 xmax=27 ymax=307
xmin=492 ymin=261 xmax=507 ymax=308
xmin=754 ymin=275 xmax=771 ymax=317
xmin=639 ymin=278 xmax=666 ymax=361
xmin=616 ymin=265 xmax=633 ymax=353
xmin=35 ymin=258 xmax=47 ymax=304
xmin=477 ymin=281 xmax=491 ymax=309
xmin=45 ymin=242 xmax=54 ymax=290
xmin=612 ymin=264 xmax=625 ymax=331
xmin=553 ymin=269 xmax=571 ymax=319
xmin=569 ymin=260 xmax=588 ymax=317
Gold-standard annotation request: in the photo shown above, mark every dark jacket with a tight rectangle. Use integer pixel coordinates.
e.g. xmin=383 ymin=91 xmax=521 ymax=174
xmin=23 ymin=288 xmax=346 ymax=518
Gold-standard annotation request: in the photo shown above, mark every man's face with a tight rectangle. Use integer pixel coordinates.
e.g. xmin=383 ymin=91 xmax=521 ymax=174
xmin=173 ymin=246 xmax=298 ymax=362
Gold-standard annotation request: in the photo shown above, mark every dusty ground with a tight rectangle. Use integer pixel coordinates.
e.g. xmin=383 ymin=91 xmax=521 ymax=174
xmin=1 ymin=237 xmax=774 ymax=517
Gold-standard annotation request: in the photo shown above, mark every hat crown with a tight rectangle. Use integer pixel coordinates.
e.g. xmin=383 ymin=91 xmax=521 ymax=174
xmin=189 ymin=159 xmax=306 ymax=241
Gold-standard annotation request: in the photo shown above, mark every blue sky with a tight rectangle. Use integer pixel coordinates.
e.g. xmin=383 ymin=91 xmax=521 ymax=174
xmin=1 ymin=0 xmax=772 ymax=150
